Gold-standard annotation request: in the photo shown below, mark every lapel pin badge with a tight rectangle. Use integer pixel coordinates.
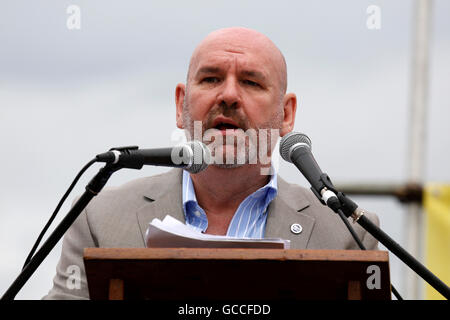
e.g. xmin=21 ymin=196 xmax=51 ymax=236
xmin=290 ymin=223 xmax=302 ymax=234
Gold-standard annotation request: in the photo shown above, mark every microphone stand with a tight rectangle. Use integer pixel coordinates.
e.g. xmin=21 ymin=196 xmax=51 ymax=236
xmin=1 ymin=163 xmax=122 ymax=300
xmin=313 ymin=174 xmax=450 ymax=299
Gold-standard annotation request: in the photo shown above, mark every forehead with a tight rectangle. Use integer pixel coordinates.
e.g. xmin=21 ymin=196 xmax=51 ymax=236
xmin=190 ymin=36 xmax=282 ymax=80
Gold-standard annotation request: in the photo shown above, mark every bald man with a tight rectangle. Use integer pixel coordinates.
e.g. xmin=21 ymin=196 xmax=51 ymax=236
xmin=43 ymin=27 xmax=380 ymax=300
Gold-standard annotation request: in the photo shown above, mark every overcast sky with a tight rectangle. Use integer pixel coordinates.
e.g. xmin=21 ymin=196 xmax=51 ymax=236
xmin=1 ymin=0 xmax=449 ymax=299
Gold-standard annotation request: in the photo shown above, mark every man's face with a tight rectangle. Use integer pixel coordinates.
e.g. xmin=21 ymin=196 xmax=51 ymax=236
xmin=177 ymin=30 xmax=290 ymax=167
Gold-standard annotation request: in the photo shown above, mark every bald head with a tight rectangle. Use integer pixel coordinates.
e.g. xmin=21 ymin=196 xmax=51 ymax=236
xmin=175 ymin=27 xmax=298 ymax=162
xmin=186 ymin=27 xmax=287 ymax=96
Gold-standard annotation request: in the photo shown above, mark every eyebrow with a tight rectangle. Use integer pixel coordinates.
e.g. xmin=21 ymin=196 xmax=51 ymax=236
xmin=196 ymin=66 xmax=267 ymax=81
xmin=196 ymin=66 xmax=221 ymax=76
xmin=241 ymin=70 xmax=267 ymax=81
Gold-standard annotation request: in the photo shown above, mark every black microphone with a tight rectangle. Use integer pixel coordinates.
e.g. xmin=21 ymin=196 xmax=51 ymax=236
xmin=95 ymin=140 xmax=211 ymax=173
xmin=279 ymin=132 xmax=450 ymax=299
xmin=279 ymin=132 xmax=340 ymax=210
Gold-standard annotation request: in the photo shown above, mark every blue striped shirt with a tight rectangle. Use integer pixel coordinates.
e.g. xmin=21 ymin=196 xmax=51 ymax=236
xmin=182 ymin=169 xmax=278 ymax=238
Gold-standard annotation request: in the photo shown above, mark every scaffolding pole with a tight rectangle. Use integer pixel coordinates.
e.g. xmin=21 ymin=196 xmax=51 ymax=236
xmin=406 ymin=0 xmax=432 ymax=300
xmin=334 ymin=182 xmax=423 ymax=203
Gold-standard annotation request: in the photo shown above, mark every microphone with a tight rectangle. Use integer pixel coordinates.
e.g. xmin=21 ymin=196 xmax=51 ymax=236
xmin=95 ymin=140 xmax=211 ymax=173
xmin=279 ymin=132 xmax=450 ymax=299
xmin=279 ymin=132 xmax=340 ymax=210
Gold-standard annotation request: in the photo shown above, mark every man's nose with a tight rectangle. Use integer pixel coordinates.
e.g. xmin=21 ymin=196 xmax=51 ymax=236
xmin=218 ymin=77 xmax=240 ymax=109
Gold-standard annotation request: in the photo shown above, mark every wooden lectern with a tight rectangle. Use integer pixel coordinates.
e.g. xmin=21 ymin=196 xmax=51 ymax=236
xmin=84 ymin=248 xmax=391 ymax=300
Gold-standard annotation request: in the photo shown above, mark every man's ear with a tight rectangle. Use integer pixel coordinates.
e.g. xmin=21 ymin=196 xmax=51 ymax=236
xmin=280 ymin=93 xmax=297 ymax=137
xmin=175 ymin=83 xmax=186 ymax=129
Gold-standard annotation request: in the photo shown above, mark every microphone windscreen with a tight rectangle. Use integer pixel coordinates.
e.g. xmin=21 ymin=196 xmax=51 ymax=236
xmin=186 ymin=140 xmax=211 ymax=174
xmin=279 ymin=132 xmax=312 ymax=163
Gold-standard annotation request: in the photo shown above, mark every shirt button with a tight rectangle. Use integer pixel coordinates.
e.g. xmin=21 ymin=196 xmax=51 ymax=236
xmin=194 ymin=210 xmax=201 ymax=217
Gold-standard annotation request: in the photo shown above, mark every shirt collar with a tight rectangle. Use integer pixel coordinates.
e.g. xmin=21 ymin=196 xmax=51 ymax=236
xmin=182 ymin=167 xmax=278 ymax=214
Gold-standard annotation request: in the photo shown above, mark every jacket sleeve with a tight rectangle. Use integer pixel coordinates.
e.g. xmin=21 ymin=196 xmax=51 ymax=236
xmin=42 ymin=209 xmax=96 ymax=300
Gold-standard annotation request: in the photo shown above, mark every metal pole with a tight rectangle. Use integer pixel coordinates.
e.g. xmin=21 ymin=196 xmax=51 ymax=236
xmin=334 ymin=182 xmax=423 ymax=203
xmin=406 ymin=0 xmax=432 ymax=300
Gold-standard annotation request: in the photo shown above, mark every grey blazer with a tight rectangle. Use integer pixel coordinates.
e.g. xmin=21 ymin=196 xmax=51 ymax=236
xmin=43 ymin=169 xmax=379 ymax=300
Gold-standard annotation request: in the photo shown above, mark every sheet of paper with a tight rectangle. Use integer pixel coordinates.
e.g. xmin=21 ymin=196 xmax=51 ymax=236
xmin=145 ymin=215 xmax=290 ymax=249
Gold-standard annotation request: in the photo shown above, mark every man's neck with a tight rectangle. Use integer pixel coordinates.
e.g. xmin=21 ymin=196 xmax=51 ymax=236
xmin=189 ymin=164 xmax=271 ymax=215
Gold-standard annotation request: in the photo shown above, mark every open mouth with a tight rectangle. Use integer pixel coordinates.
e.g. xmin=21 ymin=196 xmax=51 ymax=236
xmin=214 ymin=122 xmax=239 ymax=130
xmin=211 ymin=117 xmax=241 ymax=132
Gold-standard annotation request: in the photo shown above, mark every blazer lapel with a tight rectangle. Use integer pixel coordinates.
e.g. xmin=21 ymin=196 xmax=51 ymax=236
xmin=135 ymin=169 xmax=185 ymax=245
xmin=135 ymin=170 xmax=316 ymax=249
xmin=265 ymin=176 xmax=316 ymax=249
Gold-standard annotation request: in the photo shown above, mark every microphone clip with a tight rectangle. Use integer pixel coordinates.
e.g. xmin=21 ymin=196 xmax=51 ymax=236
xmin=310 ymin=173 xmax=338 ymax=204
xmin=311 ymin=174 xmax=359 ymax=215
xmin=310 ymin=174 xmax=361 ymax=222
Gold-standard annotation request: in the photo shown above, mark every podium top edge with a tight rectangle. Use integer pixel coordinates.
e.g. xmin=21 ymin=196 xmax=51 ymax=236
xmin=83 ymin=248 xmax=388 ymax=262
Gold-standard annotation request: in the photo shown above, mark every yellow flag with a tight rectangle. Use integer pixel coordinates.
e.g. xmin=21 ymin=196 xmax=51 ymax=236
xmin=424 ymin=184 xmax=450 ymax=300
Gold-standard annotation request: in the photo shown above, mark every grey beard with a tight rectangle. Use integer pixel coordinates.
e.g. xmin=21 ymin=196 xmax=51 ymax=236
xmin=182 ymin=102 xmax=283 ymax=168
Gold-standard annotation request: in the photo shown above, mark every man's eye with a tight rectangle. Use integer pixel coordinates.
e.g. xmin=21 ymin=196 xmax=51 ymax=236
xmin=202 ymin=77 xmax=220 ymax=83
xmin=243 ymin=80 xmax=260 ymax=87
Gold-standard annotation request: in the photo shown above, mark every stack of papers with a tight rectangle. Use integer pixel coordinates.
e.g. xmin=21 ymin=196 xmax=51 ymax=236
xmin=145 ymin=215 xmax=290 ymax=249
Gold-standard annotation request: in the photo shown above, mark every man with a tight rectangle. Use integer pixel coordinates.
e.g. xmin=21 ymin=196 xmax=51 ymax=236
xmin=43 ymin=27 xmax=379 ymax=299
